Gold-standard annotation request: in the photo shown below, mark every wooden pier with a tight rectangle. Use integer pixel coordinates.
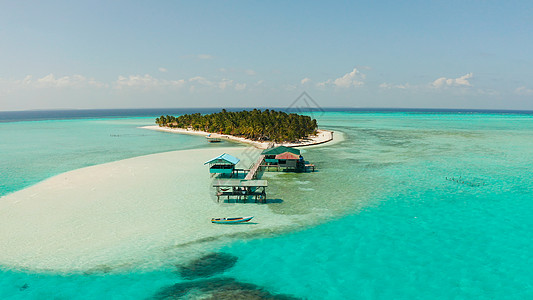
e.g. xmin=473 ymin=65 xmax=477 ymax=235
xmin=305 ymin=163 xmax=316 ymax=172
xmin=207 ymin=145 xmax=315 ymax=204
xmin=213 ymin=179 xmax=267 ymax=203
xmin=244 ymin=155 xmax=265 ymax=180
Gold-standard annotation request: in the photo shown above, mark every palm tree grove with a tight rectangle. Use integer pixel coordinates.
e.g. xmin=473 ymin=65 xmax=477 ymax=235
xmin=156 ymin=109 xmax=318 ymax=142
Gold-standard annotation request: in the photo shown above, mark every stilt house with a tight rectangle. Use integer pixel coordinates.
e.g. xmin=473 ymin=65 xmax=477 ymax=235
xmin=261 ymin=146 xmax=305 ymax=171
xmin=204 ymin=153 xmax=240 ymax=175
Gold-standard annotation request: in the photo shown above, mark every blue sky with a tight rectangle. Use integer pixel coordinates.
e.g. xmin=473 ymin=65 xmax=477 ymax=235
xmin=1 ymin=1 xmax=532 ymax=110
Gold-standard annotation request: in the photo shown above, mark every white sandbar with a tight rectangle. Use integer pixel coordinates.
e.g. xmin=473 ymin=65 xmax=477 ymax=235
xmin=0 ymin=147 xmax=298 ymax=272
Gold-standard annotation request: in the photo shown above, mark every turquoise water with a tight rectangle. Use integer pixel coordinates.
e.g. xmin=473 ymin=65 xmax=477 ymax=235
xmin=1 ymin=111 xmax=533 ymax=299
xmin=225 ymin=113 xmax=533 ymax=299
xmin=0 ymin=117 xmax=239 ymax=197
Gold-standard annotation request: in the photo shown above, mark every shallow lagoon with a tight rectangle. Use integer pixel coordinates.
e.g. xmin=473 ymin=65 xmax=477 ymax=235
xmin=1 ymin=111 xmax=532 ymax=299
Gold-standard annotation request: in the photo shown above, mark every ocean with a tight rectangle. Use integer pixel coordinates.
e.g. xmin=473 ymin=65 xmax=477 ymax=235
xmin=1 ymin=109 xmax=532 ymax=299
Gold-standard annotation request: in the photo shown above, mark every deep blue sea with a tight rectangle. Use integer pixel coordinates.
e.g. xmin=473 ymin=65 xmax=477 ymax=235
xmin=1 ymin=109 xmax=532 ymax=299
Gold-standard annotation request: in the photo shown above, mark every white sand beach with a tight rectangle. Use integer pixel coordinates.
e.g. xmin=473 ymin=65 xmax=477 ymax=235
xmin=0 ymin=147 xmax=299 ymax=272
xmin=141 ymin=126 xmax=334 ymax=149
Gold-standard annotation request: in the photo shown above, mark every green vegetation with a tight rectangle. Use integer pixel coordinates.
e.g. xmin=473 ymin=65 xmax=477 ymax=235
xmin=156 ymin=109 xmax=318 ymax=142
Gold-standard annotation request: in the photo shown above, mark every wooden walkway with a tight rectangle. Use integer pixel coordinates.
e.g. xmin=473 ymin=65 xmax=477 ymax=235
xmin=213 ymin=179 xmax=267 ymax=203
xmin=245 ymin=155 xmax=265 ymax=180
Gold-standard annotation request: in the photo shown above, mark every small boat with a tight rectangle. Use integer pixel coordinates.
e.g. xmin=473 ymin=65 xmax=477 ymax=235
xmin=206 ymin=134 xmax=222 ymax=143
xmin=211 ymin=216 xmax=254 ymax=224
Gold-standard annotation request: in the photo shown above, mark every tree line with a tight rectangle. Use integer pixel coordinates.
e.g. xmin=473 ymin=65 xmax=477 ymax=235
xmin=156 ymin=109 xmax=318 ymax=142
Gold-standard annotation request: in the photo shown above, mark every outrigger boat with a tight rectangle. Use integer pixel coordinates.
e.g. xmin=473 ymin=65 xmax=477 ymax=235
xmin=211 ymin=216 xmax=254 ymax=224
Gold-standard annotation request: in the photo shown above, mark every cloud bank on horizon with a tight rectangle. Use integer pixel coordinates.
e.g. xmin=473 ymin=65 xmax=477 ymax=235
xmin=0 ymin=1 xmax=532 ymax=110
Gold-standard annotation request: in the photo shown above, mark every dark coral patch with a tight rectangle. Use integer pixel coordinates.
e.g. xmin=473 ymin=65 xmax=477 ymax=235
xmin=153 ymin=277 xmax=300 ymax=300
xmin=177 ymin=253 xmax=238 ymax=280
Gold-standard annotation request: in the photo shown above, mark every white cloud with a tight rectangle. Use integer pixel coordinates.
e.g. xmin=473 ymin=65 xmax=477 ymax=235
xmin=2 ymin=72 xmax=250 ymax=94
xmin=317 ymin=68 xmax=365 ymax=88
xmin=115 ymin=74 xmax=184 ymax=89
xmin=515 ymin=86 xmax=533 ymax=96
xmin=379 ymin=83 xmax=409 ymax=89
xmin=301 ymin=77 xmax=311 ymax=85
xmin=13 ymin=75 xmax=33 ymax=87
xmin=37 ymin=74 xmax=74 ymax=88
xmin=245 ymin=69 xmax=256 ymax=76
xmin=235 ymin=83 xmax=246 ymax=91
xmin=188 ymin=76 xmax=213 ymax=87
xmin=158 ymin=67 xmax=167 ymax=72
xmin=9 ymin=73 xmax=106 ymax=89
xmin=218 ymin=78 xmax=233 ymax=90
xmin=188 ymin=76 xmax=247 ymax=91
xmin=432 ymin=73 xmax=473 ymax=88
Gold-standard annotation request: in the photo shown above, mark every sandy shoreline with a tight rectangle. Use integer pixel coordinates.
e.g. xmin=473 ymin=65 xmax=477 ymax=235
xmin=141 ymin=125 xmax=334 ymax=149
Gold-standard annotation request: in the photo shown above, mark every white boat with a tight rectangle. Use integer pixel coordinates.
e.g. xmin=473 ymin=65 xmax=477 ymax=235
xmin=211 ymin=216 xmax=254 ymax=224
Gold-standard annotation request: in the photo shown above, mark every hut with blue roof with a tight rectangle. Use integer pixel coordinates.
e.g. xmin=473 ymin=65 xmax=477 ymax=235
xmin=204 ymin=153 xmax=240 ymax=176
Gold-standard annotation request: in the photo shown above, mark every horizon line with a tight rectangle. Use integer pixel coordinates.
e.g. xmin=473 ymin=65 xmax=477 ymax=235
xmin=2 ymin=107 xmax=533 ymax=113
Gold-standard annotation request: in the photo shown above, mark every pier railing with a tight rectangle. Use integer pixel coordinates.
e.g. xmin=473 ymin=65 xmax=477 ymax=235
xmin=245 ymin=155 xmax=265 ymax=180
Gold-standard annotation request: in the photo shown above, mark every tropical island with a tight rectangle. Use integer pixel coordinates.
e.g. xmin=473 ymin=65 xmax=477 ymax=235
xmin=156 ymin=109 xmax=317 ymax=142
xmin=148 ymin=109 xmax=334 ymax=148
